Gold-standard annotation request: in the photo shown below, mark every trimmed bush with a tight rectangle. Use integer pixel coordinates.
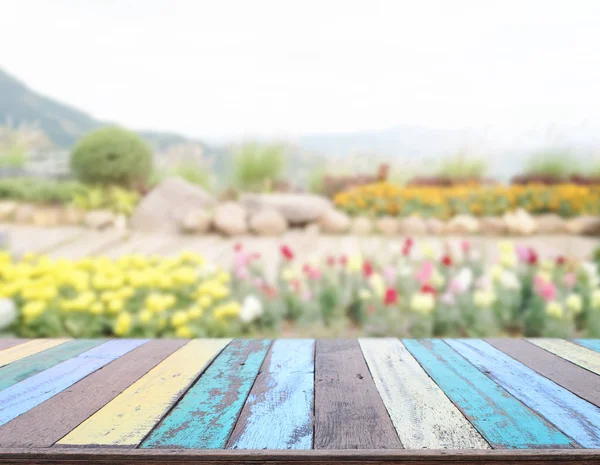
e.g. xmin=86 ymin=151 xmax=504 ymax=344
xmin=71 ymin=127 xmax=153 ymax=187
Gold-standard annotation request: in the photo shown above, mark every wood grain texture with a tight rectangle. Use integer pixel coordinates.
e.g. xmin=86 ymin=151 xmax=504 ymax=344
xmin=0 ymin=339 xmax=186 ymax=448
xmin=0 ymin=339 xmax=28 ymax=351
xmin=142 ymin=339 xmax=272 ymax=449
xmin=0 ymin=339 xmax=69 ymax=368
xmin=574 ymin=339 xmax=600 ymax=353
xmin=227 ymin=339 xmax=315 ymax=450
xmin=0 ymin=339 xmax=104 ymax=391
xmin=529 ymin=339 xmax=600 ymax=376
xmin=486 ymin=339 xmax=600 ymax=409
xmin=58 ymin=339 xmax=231 ymax=447
xmin=0 ymin=339 xmax=146 ymax=427
xmin=403 ymin=339 xmax=573 ymax=449
xmin=359 ymin=338 xmax=489 ymax=450
xmin=447 ymin=339 xmax=600 ymax=448
xmin=314 ymin=339 xmax=402 ymax=450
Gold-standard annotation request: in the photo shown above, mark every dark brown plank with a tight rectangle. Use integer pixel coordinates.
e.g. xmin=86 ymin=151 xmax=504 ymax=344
xmin=314 ymin=339 xmax=402 ymax=449
xmin=0 ymin=448 xmax=599 ymax=464
xmin=486 ymin=338 xmax=600 ymax=408
xmin=0 ymin=339 xmax=187 ymax=448
xmin=0 ymin=339 xmax=29 ymax=351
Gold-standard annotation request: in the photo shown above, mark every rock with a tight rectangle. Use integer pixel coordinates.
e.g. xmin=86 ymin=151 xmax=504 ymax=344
xmin=213 ymin=202 xmax=247 ymax=236
xmin=304 ymin=223 xmax=321 ymax=236
xmin=375 ymin=216 xmax=399 ymax=236
xmin=399 ymin=216 xmax=428 ymax=235
xmin=445 ymin=214 xmax=480 ymax=234
xmin=32 ymin=208 xmax=62 ymax=227
xmin=425 ymin=218 xmax=445 ymax=235
xmin=84 ymin=210 xmax=115 ymax=230
xmin=479 ymin=217 xmax=507 ymax=235
xmin=535 ymin=214 xmax=567 ymax=234
xmin=180 ymin=208 xmax=212 ymax=234
xmin=504 ymin=208 xmax=537 ymax=235
xmin=566 ymin=216 xmax=600 ymax=235
xmin=241 ymin=193 xmax=331 ymax=225
xmin=60 ymin=206 xmax=85 ymax=225
xmin=130 ymin=177 xmax=216 ymax=234
xmin=14 ymin=204 xmax=35 ymax=224
xmin=0 ymin=201 xmax=17 ymax=221
xmin=318 ymin=209 xmax=350 ymax=234
xmin=350 ymin=216 xmax=373 ymax=236
xmin=113 ymin=214 xmax=128 ymax=232
xmin=249 ymin=209 xmax=288 ymax=236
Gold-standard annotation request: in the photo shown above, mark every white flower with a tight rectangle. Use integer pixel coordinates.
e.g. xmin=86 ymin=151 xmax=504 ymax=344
xmin=473 ymin=290 xmax=496 ymax=309
xmin=500 ymin=270 xmax=520 ymax=290
xmin=454 ymin=268 xmax=473 ymax=292
xmin=566 ymin=294 xmax=583 ymax=315
xmin=0 ymin=299 xmax=16 ymax=331
xmin=431 ymin=270 xmax=445 ymax=288
xmin=369 ymin=274 xmax=385 ymax=297
xmin=240 ymin=295 xmax=263 ymax=323
xmin=582 ymin=262 xmax=600 ymax=288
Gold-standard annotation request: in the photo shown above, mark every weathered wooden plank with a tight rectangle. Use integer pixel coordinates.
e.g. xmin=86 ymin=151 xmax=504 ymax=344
xmin=0 ymin=340 xmax=186 ymax=448
xmin=0 ymin=339 xmax=28 ymax=351
xmin=487 ymin=339 xmax=600 ymax=409
xmin=447 ymin=339 xmax=600 ymax=448
xmin=314 ymin=339 xmax=402 ymax=450
xmin=0 ymin=339 xmax=104 ymax=391
xmin=0 ymin=339 xmax=147 ymax=427
xmin=142 ymin=339 xmax=271 ymax=449
xmin=574 ymin=339 xmax=600 ymax=353
xmin=358 ymin=338 xmax=489 ymax=450
xmin=227 ymin=339 xmax=315 ymax=450
xmin=528 ymin=339 xmax=600 ymax=376
xmin=403 ymin=339 xmax=573 ymax=449
xmin=0 ymin=339 xmax=69 ymax=368
xmin=58 ymin=339 xmax=230 ymax=447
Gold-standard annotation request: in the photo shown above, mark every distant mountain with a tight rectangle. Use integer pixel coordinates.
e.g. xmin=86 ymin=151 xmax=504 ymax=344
xmin=0 ymin=68 xmax=210 ymax=152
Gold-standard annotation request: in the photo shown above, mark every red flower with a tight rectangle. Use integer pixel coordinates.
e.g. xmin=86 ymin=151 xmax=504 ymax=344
xmin=421 ymin=284 xmax=437 ymax=295
xmin=441 ymin=255 xmax=453 ymax=267
xmin=340 ymin=255 xmax=348 ymax=266
xmin=280 ymin=245 xmax=294 ymax=261
xmin=384 ymin=288 xmax=398 ymax=305
xmin=302 ymin=264 xmax=311 ymax=275
xmin=527 ymin=248 xmax=538 ymax=266
xmin=234 ymin=243 xmax=243 ymax=252
xmin=556 ymin=256 xmax=566 ymax=266
xmin=363 ymin=261 xmax=374 ymax=278
xmin=402 ymin=237 xmax=414 ymax=256
xmin=326 ymin=256 xmax=336 ymax=267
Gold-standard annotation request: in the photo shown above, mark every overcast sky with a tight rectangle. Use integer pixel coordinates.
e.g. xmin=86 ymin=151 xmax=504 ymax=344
xmin=1 ymin=0 xmax=600 ymax=142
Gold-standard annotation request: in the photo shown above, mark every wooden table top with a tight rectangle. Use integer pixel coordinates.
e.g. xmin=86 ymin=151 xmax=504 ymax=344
xmin=1 ymin=338 xmax=600 ymax=464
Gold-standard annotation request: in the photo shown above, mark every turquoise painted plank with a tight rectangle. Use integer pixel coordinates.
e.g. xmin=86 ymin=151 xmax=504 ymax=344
xmin=403 ymin=339 xmax=574 ymax=449
xmin=0 ymin=339 xmax=147 ymax=426
xmin=0 ymin=340 xmax=105 ymax=392
xmin=575 ymin=339 xmax=600 ymax=353
xmin=446 ymin=339 xmax=600 ymax=448
xmin=227 ymin=339 xmax=315 ymax=450
xmin=142 ymin=339 xmax=271 ymax=449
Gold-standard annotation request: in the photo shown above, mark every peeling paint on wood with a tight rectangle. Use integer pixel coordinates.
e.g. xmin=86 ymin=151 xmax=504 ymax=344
xmin=0 ymin=339 xmax=70 ymax=368
xmin=529 ymin=339 xmax=600 ymax=376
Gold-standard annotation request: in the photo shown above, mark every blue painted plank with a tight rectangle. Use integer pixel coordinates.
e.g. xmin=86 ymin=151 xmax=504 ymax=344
xmin=575 ymin=339 xmax=600 ymax=353
xmin=142 ymin=339 xmax=271 ymax=449
xmin=446 ymin=339 xmax=600 ymax=448
xmin=227 ymin=339 xmax=315 ymax=450
xmin=403 ymin=339 xmax=574 ymax=449
xmin=0 ymin=340 xmax=105 ymax=392
xmin=0 ymin=339 xmax=147 ymax=426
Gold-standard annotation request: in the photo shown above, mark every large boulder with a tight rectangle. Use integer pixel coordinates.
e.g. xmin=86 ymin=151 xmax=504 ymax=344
xmin=32 ymin=207 xmax=62 ymax=227
xmin=179 ymin=208 xmax=212 ymax=234
xmin=399 ymin=216 xmax=428 ymax=235
xmin=249 ymin=209 xmax=288 ymax=236
xmin=0 ymin=201 xmax=17 ymax=221
xmin=504 ymin=208 xmax=536 ymax=235
xmin=14 ymin=204 xmax=35 ymax=224
xmin=566 ymin=216 xmax=600 ymax=235
xmin=375 ymin=216 xmax=400 ymax=236
xmin=84 ymin=210 xmax=115 ymax=230
xmin=60 ymin=206 xmax=85 ymax=225
xmin=241 ymin=193 xmax=331 ymax=225
xmin=318 ymin=209 xmax=350 ymax=234
xmin=130 ymin=177 xmax=216 ymax=234
xmin=535 ymin=214 xmax=567 ymax=234
xmin=445 ymin=214 xmax=479 ymax=234
xmin=425 ymin=218 xmax=445 ymax=235
xmin=479 ymin=217 xmax=507 ymax=235
xmin=213 ymin=202 xmax=248 ymax=236
xmin=350 ymin=216 xmax=373 ymax=236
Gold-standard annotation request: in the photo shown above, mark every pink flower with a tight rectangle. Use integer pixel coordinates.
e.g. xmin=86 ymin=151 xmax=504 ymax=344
xmin=417 ymin=261 xmax=434 ymax=285
xmin=301 ymin=290 xmax=313 ymax=302
xmin=534 ymin=275 xmax=557 ymax=302
xmin=383 ymin=266 xmax=396 ymax=285
xmin=441 ymin=292 xmax=456 ymax=305
xmin=384 ymin=288 xmax=399 ymax=305
xmin=461 ymin=240 xmax=471 ymax=254
xmin=280 ymin=245 xmax=295 ymax=261
xmin=308 ymin=267 xmax=322 ymax=281
xmin=563 ymin=272 xmax=576 ymax=289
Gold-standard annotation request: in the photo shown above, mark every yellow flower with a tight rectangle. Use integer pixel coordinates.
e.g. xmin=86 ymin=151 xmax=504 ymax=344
xmin=566 ymin=294 xmax=583 ymax=315
xmin=546 ymin=301 xmax=564 ymax=319
xmin=170 ymin=310 xmax=189 ymax=327
xmin=197 ymin=295 xmax=213 ymax=309
xmin=216 ymin=271 xmax=231 ymax=284
xmin=359 ymin=289 xmax=372 ymax=300
xmin=347 ymin=255 xmax=363 ymax=273
xmin=410 ymin=293 xmax=435 ymax=314
xmin=368 ymin=274 xmax=385 ymax=298
xmin=175 ymin=325 xmax=193 ymax=338
xmin=22 ymin=300 xmax=46 ymax=320
xmin=139 ymin=309 xmax=153 ymax=324
xmin=591 ymin=289 xmax=600 ymax=310
xmin=187 ymin=306 xmax=203 ymax=319
xmin=213 ymin=301 xmax=241 ymax=321
xmin=108 ymin=298 xmax=125 ymax=314
xmin=114 ymin=312 xmax=132 ymax=336
xmin=90 ymin=301 xmax=104 ymax=315
xmin=473 ymin=290 xmax=496 ymax=309
xmin=172 ymin=267 xmax=197 ymax=285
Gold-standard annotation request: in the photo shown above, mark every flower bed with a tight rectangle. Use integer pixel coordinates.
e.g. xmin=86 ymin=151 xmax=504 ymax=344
xmin=334 ymin=182 xmax=600 ymax=219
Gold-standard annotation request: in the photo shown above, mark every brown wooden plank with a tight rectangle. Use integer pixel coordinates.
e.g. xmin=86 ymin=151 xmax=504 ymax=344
xmin=0 ymin=339 xmax=29 ymax=351
xmin=0 ymin=448 xmax=599 ymax=464
xmin=0 ymin=339 xmax=186 ymax=448
xmin=486 ymin=338 xmax=600 ymax=408
xmin=314 ymin=339 xmax=402 ymax=450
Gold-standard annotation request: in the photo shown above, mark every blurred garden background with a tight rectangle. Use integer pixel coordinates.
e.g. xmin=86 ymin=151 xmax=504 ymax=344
xmin=2 ymin=0 xmax=600 ymax=340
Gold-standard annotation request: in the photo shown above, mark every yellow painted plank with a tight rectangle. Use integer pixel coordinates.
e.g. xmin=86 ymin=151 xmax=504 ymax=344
xmin=58 ymin=338 xmax=231 ymax=446
xmin=0 ymin=339 xmax=70 ymax=367
xmin=529 ymin=338 xmax=600 ymax=376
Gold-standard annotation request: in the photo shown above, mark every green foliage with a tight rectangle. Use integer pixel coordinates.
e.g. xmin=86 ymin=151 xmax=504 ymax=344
xmin=438 ymin=151 xmax=488 ymax=179
xmin=525 ymin=148 xmax=579 ymax=178
xmin=307 ymin=168 xmax=325 ymax=194
xmin=70 ymin=127 xmax=153 ymax=187
xmin=71 ymin=185 xmax=140 ymax=216
xmin=168 ymin=161 xmax=213 ymax=190
xmin=0 ymin=147 xmax=27 ymax=168
xmin=233 ymin=142 xmax=286 ymax=192
xmin=0 ymin=178 xmax=85 ymax=204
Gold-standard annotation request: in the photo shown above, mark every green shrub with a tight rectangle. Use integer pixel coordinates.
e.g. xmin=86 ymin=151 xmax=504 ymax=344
xmin=169 ymin=161 xmax=213 ymax=190
xmin=70 ymin=127 xmax=153 ymax=187
xmin=525 ymin=148 xmax=579 ymax=179
xmin=438 ymin=151 xmax=487 ymax=179
xmin=0 ymin=178 xmax=85 ymax=204
xmin=233 ymin=142 xmax=286 ymax=191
